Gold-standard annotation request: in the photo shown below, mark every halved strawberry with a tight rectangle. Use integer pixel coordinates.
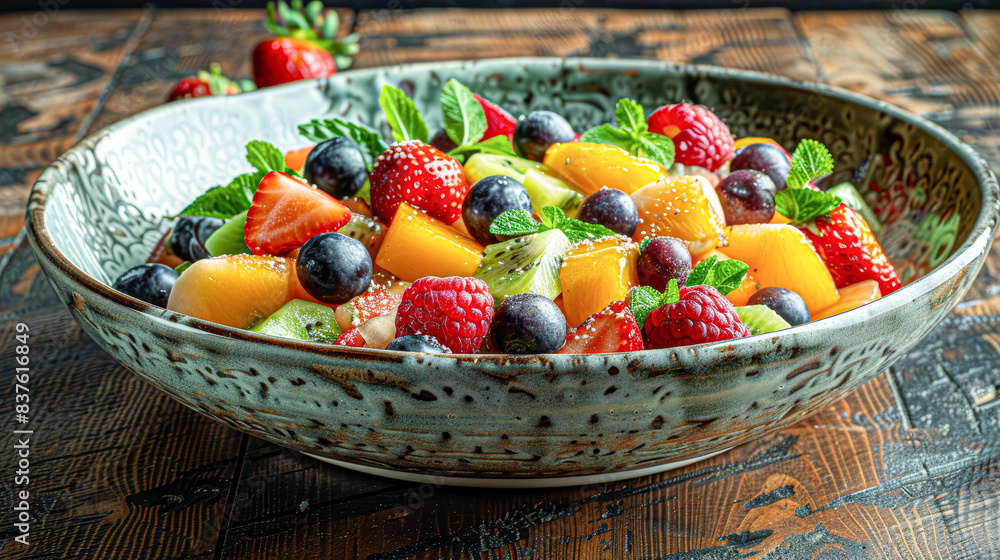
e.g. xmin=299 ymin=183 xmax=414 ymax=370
xmin=369 ymin=140 xmax=469 ymax=225
xmin=245 ymin=171 xmax=351 ymax=256
xmin=557 ymin=300 xmax=645 ymax=354
xmin=473 ymin=94 xmax=517 ymax=141
xmin=800 ymin=204 xmax=901 ymax=295
xmin=334 ymin=327 xmax=365 ymax=347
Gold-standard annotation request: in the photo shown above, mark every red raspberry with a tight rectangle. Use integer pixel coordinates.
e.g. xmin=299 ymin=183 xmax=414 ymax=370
xmin=646 ymin=104 xmax=734 ymax=172
xmin=643 ymin=284 xmax=751 ymax=348
xmin=370 ymin=140 xmax=469 ymax=225
xmin=395 ymin=276 xmax=494 ymax=354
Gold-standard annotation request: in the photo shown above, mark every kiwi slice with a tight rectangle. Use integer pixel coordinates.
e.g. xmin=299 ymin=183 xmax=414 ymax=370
xmin=735 ymin=305 xmax=791 ymax=336
xmin=337 ymin=213 xmax=383 ymax=259
xmin=474 ymin=229 xmax=571 ymax=305
xmin=465 ymin=154 xmax=583 ymax=216
xmin=251 ymin=299 xmax=341 ymax=343
xmin=827 ymin=182 xmax=881 ymax=233
xmin=205 ymin=210 xmax=251 ymax=256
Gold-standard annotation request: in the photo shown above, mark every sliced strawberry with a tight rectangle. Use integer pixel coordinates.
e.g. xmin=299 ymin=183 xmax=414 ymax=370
xmin=369 ymin=140 xmax=469 ymax=225
xmin=473 ymin=94 xmax=517 ymax=141
xmin=334 ymin=285 xmax=406 ymax=332
xmin=800 ymin=204 xmax=901 ymax=295
xmin=334 ymin=327 xmax=365 ymax=347
xmin=557 ymin=300 xmax=645 ymax=354
xmin=244 ymin=171 xmax=351 ymax=256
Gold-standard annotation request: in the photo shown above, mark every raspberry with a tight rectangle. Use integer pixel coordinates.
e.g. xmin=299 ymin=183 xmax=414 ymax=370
xmin=643 ymin=284 xmax=751 ymax=348
xmin=646 ymin=104 xmax=734 ymax=172
xmin=395 ymin=276 xmax=494 ymax=353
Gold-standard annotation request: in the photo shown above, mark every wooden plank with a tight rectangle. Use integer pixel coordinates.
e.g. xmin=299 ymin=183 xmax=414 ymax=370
xmin=959 ymin=10 xmax=1000 ymax=75
xmin=0 ymin=10 xmax=147 ymax=253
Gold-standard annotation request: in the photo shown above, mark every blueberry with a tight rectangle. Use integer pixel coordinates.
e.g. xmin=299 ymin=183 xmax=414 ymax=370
xmin=112 ymin=264 xmax=178 ymax=308
xmin=748 ymin=287 xmax=810 ymax=326
xmin=730 ymin=143 xmax=791 ymax=190
xmin=461 ymin=175 xmax=533 ymax=245
xmin=491 ymin=293 xmax=566 ymax=354
xmin=430 ymin=129 xmax=458 ymax=153
xmin=637 ymin=236 xmax=692 ymax=291
xmin=715 ymin=170 xmax=776 ymax=225
xmin=170 ymin=216 xmax=223 ymax=262
xmin=385 ymin=334 xmax=451 ymax=353
xmin=513 ymin=110 xmax=575 ymax=162
xmin=296 ymin=233 xmax=373 ymax=304
xmin=576 ymin=188 xmax=639 ymax=237
xmin=303 ymin=137 xmax=368 ymax=199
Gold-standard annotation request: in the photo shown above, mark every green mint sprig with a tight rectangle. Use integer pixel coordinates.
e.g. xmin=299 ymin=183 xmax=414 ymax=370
xmin=179 ymin=140 xmax=298 ymax=219
xmin=774 ymin=139 xmax=841 ymax=224
xmin=447 ymin=135 xmax=517 ymax=158
xmin=379 ymin=84 xmax=429 ymax=143
xmin=580 ymin=98 xmax=676 ymax=169
xmin=297 ymin=118 xmax=389 ymax=172
xmin=489 ymin=205 xmax=616 ymax=244
xmin=441 ymin=78 xmax=487 ymax=148
xmin=685 ymin=256 xmax=749 ymax=296
xmin=630 ymin=280 xmax=680 ymax=330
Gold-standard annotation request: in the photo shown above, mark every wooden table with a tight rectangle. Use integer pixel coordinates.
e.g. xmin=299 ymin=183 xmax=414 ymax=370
xmin=2 ymin=7 xmax=999 ymax=559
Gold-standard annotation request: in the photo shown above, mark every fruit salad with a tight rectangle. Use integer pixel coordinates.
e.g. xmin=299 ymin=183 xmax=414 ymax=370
xmin=114 ymin=79 xmax=902 ymax=355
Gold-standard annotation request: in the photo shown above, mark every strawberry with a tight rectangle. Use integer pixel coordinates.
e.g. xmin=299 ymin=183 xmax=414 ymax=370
xmin=369 ymin=140 xmax=469 ymax=225
xmin=557 ymin=300 xmax=645 ymax=354
xmin=800 ymin=204 xmax=901 ymax=295
xmin=244 ymin=171 xmax=352 ymax=256
xmin=473 ymin=94 xmax=517 ymax=141
xmin=334 ymin=327 xmax=365 ymax=347
xmin=252 ymin=1 xmax=359 ymax=88
xmin=166 ymin=63 xmax=247 ymax=102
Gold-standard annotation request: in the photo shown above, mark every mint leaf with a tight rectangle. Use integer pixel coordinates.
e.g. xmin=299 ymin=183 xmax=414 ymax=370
xmin=637 ymin=132 xmax=676 ymax=169
xmin=615 ymin=98 xmax=647 ymax=134
xmin=775 ymin=188 xmax=842 ymax=224
xmin=580 ymin=124 xmax=635 ymax=152
xmin=560 ymin=219 xmax=615 ymax=244
xmin=686 ymin=256 xmax=716 ymax=287
xmin=685 ymin=256 xmax=749 ymax=296
xmin=489 ymin=209 xmax=541 ymax=237
xmin=664 ymin=278 xmax=680 ymax=305
xmin=629 ymin=285 xmax=662 ymax=330
xmin=441 ymin=78 xmax=487 ymax=147
xmin=246 ymin=140 xmax=285 ymax=174
xmin=786 ymin=138 xmax=834 ymax=189
xmin=179 ymin=173 xmax=258 ymax=219
xmin=297 ymin=118 xmax=389 ymax=171
xmin=448 ymin=135 xmax=517 ymax=158
xmin=379 ymin=84 xmax=428 ymax=143
xmin=540 ymin=206 xmax=566 ymax=229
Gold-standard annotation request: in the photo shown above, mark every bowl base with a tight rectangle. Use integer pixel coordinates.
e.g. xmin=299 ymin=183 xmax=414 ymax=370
xmin=304 ymin=448 xmax=731 ymax=488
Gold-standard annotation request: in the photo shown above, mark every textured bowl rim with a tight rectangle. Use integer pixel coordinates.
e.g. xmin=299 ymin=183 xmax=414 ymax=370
xmin=26 ymin=56 xmax=1000 ymax=364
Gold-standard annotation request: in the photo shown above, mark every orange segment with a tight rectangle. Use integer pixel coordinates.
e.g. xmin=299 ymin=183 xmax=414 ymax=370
xmin=697 ymin=249 xmax=761 ymax=307
xmin=543 ymin=142 xmax=665 ymax=196
xmin=284 ymin=146 xmax=314 ymax=174
xmin=722 ymin=224 xmax=839 ymax=314
xmin=167 ymin=255 xmax=310 ymax=328
xmin=631 ymin=175 xmax=727 ymax=258
xmin=375 ymin=202 xmax=484 ymax=282
xmin=560 ymin=235 xmax=639 ymax=327
xmin=813 ymin=280 xmax=881 ymax=321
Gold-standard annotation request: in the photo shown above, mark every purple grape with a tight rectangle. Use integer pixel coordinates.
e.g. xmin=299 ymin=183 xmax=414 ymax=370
xmin=577 ymin=188 xmax=639 ymax=237
xmin=748 ymin=287 xmax=810 ymax=326
xmin=731 ymin=143 xmax=791 ymax=190
xmin=716 ymin=170 xmax=776 ymax=225
xmin=637 ymin=237 xmax=692 ymax=291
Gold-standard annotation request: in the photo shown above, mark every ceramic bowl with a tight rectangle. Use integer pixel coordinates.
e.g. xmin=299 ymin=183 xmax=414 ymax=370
xmin=26 ymin=58 xmax=999 ymax=487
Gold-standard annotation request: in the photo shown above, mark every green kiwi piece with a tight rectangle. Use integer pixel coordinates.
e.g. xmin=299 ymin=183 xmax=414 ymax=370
xmin=465 ymin=154 xmax=583 ymax=217
xmin=205 ymin=210 xmax=251 ymax=256
xmin=735 ymin=305 xmax=792 ymax=336
xmin=474 ymin=229 xmax=571 ymax=305
xmin=251 ymin=299 xmax=341 ymax=343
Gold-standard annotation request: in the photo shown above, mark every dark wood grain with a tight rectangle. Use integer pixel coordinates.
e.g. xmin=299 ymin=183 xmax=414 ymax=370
xmin=1 ymin=7 xmax=999 ymax=560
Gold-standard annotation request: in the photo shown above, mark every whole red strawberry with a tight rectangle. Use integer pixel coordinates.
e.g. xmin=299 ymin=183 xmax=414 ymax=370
xmin=800 ymin=204 xmax=901 ymax=295
xmin=643 ymin=284 xmax=751 ymax=349
xmin=167 ymin=63 xmax=246 ymax=102
xmin=395 ymin=276 xmax=494 ymax=354
xmin=370 ymin=140 xmax=469 ymax=225
xmin=646 ymin=104 xmax=734 ymax=172
xmin=473 ymin=94 xmax=517 ymax=141
xmin=252 ymin=1 xmax=359 ymax=88
xmin=557 ymin=300 xmax=644 ymax=354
